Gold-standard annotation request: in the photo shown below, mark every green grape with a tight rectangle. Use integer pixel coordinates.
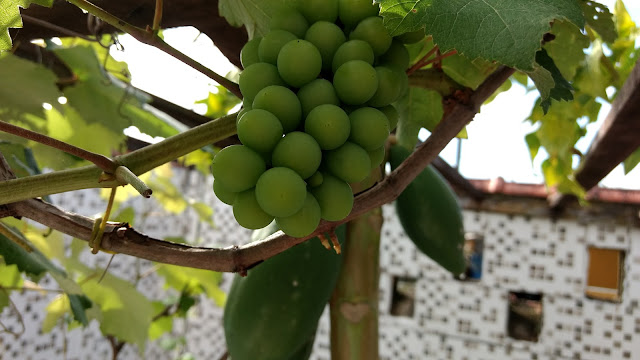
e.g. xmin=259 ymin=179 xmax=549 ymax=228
xmin=297 ymin=79 xmax=340 ymax=117
xmin=396 ymin=28 xmax=425 ymax=44
xmin=258 ymin=30 xmax=298 ymax=65
xmin=276 ymin=192 xmax=321 ymax=237
xmin=333 ymin=60 xmax=377 ymax=105
xmin=270 ymin=8 xmax=309 ymax=38
xmin=396 ymin=69 xmax=409 ymax=100
xmin=349 ymin=16 xmax=392 ymax=56
xmin=237 ymin=109 xmax=284 ymax=153
xmin=338 ymin=0 xmax=380 ymax=29
xmin=367 ymin=66 xmax=403 ymax=107
xmin=306 ymin=171 xmax=324 ymax=187
xmin=277 ymin=39 xmax=323 ymax=88
xmin=297 ymin=0 xmax=338 ymax=23
xmin=310 ymin=173 xmax=353 ymax=221
xmin=324 ymin=141 xmax=371 ymax=183
xmin=272 ymin=132 xmax=322 ymax=179
xmin=349 ymin=107 xmax=390 ymax=150
xmin=252 ymin=85 xmax=302 ymax=133
xmin=367 ymin=146 xmax=385 ymax=169
xmin=211 ymin=145 xmax=266 ymax=193
xmin=377 ymin=39 xmax=410 ymax=71
xmin=378 ymin=104 xmax=398 ymax=131
xmin=256 ymin=167 xmax=307 ymax=217
xmin=213 ymin=179 xmax=237 ymax=205
xmin=239 ymin=63 xmax=285 ymax=105
xmin=236 ymin=106 xmax=250 ymax=126
xmin=240 ymin=37 xmax=262 ymax=69
xmin=304 ymin=21 xmax=346 ymax=71
xmin=233 ymin=188 xmax=274 ymax=229
xmin=331 ymin=40 xmax=374 ymax=73
xmin=304 ymin=104 xmax=350 ymax=150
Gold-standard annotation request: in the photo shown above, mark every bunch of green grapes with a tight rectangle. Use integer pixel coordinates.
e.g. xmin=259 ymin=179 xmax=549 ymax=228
xmin=212 ymin=0 xmax=421 ymax=238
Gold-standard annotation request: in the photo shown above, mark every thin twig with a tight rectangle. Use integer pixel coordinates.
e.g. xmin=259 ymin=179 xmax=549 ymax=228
xmin=0 ymin=121 xmax=117 ymax=173
xmin=64 ymin=0 xmax=241 ymax=98
xmin=114 ymin=166 xmax=152 ymax=197
xmin=152 ymin=0 xmax=163 ymax=32
xmin=21 ymin=14 xmax=97 ymax=41
xmin=420 ymin=50 xmax=457 ymax=68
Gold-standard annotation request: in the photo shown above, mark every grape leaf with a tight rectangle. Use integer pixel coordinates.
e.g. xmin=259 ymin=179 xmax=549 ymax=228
xmin=441 ymin=53 xmax=497 ymax=90
xmin=525 ymin=132 xmax=541 ymax=163
xmin=149 ymin=301 xmax=174 ymax=340
xmin=544 ymin=21 xmax=590 ymax=81
xmin=421 ymin=0 xmax=584 ymax=71
xmin=580 ymin=0 xmax=616 ymax=43
xmin=378 ymin=0 xmax=432 ymax=36
xmin=623 ymin=147 xmax=640 ymax=175
xmin=0 ymin=0 xmax=53 ymax=52
xmin=195 ymin=87 xmax=242 ymax=119
xmin=0 ymin=224 xmax=91 ymax=326
xmin=395 ymin=87 xmax=445 ymax=150
xmin=531 ymin=49 xmax=574 ymax=113
xmin=0 ymin=54 xmax=61 ymax=118
xmin=218 ymin=0 xmax=296 ymax=39
xmin=0 ymin=263 xmax=23 ymax=312
xmin=54 ymin=45 xmax=180 ymax=139
xmin=157 ymin=264 xmax=226 ymax=306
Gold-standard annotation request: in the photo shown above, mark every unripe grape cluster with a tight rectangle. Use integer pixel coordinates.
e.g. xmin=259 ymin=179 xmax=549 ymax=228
xmin=212 ymin=0 xmax=420 ymax=238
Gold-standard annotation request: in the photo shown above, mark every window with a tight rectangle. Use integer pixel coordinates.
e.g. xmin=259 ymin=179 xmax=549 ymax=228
xmin=390 ymin=277 xmax=416 ymax=317
xmin=507 ymin=291 xmax=543 ymax=342
xmin=456 ymin=233 xmax=484 ymax=281
xmin=586 ymin=247 xmax=625 ymax=302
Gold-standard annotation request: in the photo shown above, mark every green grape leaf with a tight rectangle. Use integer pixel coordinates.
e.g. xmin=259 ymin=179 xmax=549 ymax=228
xmin=218 ymin=0 xmax=296 ymax=39
xmin=0 ymin=0 xmax=53 ymax=52
xmin=378 ymin=0 xmax=432 ymax=36
xmin=525 ymin=132 xmax=541 ymax=163
xmin=0 ymin=263 xmax=23 ymax=312
xmin=579 ymin=0 xmax=616 ymax=43
xmin=190 ymin=201 xmax=215 ymax=226
xmin=149 ymin=301 xmax=174 ymax=340
xmin=573 ymin=40 xmax=611 ymax=100
xmin=113 ymin=207 xmax=136 ymax=225
xmin=532 ymin=49 xmax=574 ymax=113
xmin=75 ymin=263 xmax=153 ymax=349
xmin=421 ymin=0 xmax=584 ymax=71
xmin=0 ymin=224 xmax=91 ymax=326
xmin=195 ymin=87 xmax=242 ymax=119
xmin=42 ymin=295 xmax=70 ymax=333
xmin=623 ymin=147 xmax=640 ymax=175
xmin=0 ymin=54 xmax=60 ymax=118
xmin=544 ymin=21 xmax=590 ymax=81
xmin=441 ymin=53 xmax=497 ymax=90
xmin=54 ymin=45 xmax=180 ymax=139
xmin=0 ymin=142 xmax=42 ymax=178
xmin=157 ymin=264 xmax=226 ymax=307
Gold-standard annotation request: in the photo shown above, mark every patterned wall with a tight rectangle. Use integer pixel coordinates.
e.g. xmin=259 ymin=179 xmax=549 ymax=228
xmin=1 ymin=167 xmax=639 ymax=360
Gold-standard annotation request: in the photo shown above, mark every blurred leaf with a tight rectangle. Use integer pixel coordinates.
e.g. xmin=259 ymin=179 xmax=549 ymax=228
xmin=441 ymin=54 xmax=497 ymax=90
xmin=573 ymin=40 xmax=611 ymax=100
xmin=113 ymin=207 xmax=136 ymax=225
xmin=544 ymin=21 xmax=590 ymax=81
xmin=0 ymin=142 xmax=42 ymax=178
xmin=149 ymin=301 xmax=174 ymax=340
xmin=157 ymin=264 xmax=225 ymax=306
xmin=527 ymin=49 xmax=574 ymax=113
xmin=190 ymin=201 xmax=214 ymax=226
xmin=195 ymin=86 xmax=241 ymax=119
xmin=484 ymin=79 xmax=512 ymax=105
xmin=42 ymin=294 xmax=69 ymax=333
xmin=525 ymin=132 xmax=541 ymax=164
xmin=0 ymin=54 xmax=60 ymax=118
xmin=0 ymin=263 xmax=23 ymax=311
xmin=178 ymin=148 xmax=215 ymax=176
xmin=623 ymin=147 xmax=640 ymax=174
xmin=147 ymin=176 xmax=188 ymax=214
xmin=176 ymin=291 xmax=197 ymax=317
xmin=580 ymin=0 xmax=617 ymax=43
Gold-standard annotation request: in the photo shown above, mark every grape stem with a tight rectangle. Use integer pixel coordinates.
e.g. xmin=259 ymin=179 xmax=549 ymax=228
xmin=4 ymin=67 xmax=515 ymax=273
xmin=406 ymin=47 xmax=458 ymax=76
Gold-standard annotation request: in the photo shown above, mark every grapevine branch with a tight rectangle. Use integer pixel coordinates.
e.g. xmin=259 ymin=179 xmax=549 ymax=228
xmin=4 ymin=67 xmax=514 ymax=273
xmin=63 ymin=0 xmax=241 ymax=98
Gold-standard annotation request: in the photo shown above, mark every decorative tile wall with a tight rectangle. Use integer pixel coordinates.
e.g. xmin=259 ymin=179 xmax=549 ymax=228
xmin=1 ymin=167 xmax=639 ymax=360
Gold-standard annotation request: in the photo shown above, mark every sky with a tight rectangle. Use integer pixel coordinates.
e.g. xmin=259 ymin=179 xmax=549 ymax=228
xmin=110 ymin=0 xmax=640 ymax=190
